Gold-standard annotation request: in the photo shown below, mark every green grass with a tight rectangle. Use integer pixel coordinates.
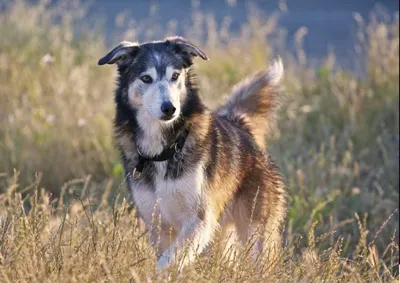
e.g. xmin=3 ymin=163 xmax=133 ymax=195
xmin=0 ymin=1 xmax=399 ymax=282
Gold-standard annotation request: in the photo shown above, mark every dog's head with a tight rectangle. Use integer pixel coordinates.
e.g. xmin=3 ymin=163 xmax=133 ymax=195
xmin=99 ymin=36 xmax=207 ymax=123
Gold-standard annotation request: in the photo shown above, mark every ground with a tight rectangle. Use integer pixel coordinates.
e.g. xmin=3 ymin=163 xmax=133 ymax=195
xmin=0 ymin=1 xmax=398 ymax=282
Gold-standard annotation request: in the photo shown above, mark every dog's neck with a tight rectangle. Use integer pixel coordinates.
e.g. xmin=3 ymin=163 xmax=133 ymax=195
xmin=134 ymin=109 xmax=184 ymax=156
xmin=115 ymin=77 xmax=205 ymax=157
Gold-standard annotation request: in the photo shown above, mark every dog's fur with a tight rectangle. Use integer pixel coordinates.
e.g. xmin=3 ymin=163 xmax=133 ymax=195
xmin=99 ymin=36 xmax=287 ymax=269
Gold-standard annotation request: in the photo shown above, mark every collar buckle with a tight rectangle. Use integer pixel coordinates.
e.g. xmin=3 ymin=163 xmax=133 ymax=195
xmin=173 ymin=150 xmax=184 ymax=162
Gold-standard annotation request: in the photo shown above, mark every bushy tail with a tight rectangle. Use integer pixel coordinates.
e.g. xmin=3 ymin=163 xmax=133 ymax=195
xmin=216 ymin=59 xmax=284 ymax=151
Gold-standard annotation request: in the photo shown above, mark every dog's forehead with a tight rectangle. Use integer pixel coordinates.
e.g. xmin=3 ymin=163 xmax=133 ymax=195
xmin=135 ymin=42 xmax=183 ymax=74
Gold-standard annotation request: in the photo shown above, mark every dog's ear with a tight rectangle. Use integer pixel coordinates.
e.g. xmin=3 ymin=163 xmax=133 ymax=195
xmin=166 ymin=36 xmax=208 ymax=61
xmin=98 ymin=41 xmax=140 ymax=66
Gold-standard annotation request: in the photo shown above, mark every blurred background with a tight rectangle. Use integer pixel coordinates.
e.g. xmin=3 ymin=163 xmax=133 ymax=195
xmin=92 ymin=0 xmax=398 ymax=69
xmin=0 ymin=0 xmax=398 ymax=265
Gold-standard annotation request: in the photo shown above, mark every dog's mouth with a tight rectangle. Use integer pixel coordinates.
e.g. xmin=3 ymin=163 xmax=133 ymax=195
xmin=146 ymin=109 xmax=178 ymax=123
xmin=159 ymin=114 xmax=178 ymax=123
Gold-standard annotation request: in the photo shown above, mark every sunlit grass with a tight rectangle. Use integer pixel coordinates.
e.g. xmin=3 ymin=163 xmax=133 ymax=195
xmin=0 ymin=1 xmax=398 ymax=282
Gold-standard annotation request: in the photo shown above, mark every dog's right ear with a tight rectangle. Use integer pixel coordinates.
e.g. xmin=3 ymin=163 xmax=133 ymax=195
xmin=98 ymin=41 xmax=139 ymax=66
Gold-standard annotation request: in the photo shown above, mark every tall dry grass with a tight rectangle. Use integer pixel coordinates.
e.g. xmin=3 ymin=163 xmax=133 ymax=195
xmin=0 ymin=0 xmax=398 ymax=282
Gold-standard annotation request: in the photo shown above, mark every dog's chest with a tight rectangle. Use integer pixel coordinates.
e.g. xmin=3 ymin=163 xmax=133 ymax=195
xmin=131 ymin=163 xmax=204 ymax=229
xmin=118 ymin=115 xmax=204 ymax=229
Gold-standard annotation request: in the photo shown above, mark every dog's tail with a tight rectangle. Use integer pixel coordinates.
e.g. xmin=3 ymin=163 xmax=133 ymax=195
xmin=216 ymin=59 xmax=283 ymax=151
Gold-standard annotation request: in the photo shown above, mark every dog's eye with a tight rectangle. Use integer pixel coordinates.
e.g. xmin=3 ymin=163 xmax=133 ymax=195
xmin=171 ymin=72 xmax=180 ymax=81
xmin=140 ymin=75 xmax=153 ymax=84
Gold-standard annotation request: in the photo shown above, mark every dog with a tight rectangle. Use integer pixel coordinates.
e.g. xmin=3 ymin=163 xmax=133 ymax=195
xmin=98 ymin=36 xmax=287 ymax=269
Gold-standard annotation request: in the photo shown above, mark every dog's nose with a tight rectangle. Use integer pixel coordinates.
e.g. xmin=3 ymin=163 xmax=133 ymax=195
xmin=160 ymin=101 xmax=176 ymax=117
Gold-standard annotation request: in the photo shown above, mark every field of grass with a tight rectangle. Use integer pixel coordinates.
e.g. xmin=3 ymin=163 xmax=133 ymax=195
xmin=0 ymin=1 xmax=399 ymax=282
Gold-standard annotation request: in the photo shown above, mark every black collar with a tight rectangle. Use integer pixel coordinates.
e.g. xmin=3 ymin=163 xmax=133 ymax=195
xmin=132 ymin=129 xmax=189 ymax=179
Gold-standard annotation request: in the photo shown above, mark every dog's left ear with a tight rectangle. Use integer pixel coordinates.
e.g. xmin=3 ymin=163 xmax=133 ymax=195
xmin=166 ymin=36 xmax=208 ymax=61
xmin=98 ymin=41 xmax=140 ymax=66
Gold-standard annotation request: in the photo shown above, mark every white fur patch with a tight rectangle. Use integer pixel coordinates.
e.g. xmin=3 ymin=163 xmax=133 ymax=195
xmin=157 ymin=206 xmax=217 ymax=269
xmin=128 ymin=152 xmax=212 ymax=270
xmin=143 ymin=67 xmax=157 ymax=81
xmin=136 ymin=108 xmax=166 ymax=156
xmin=131 ymin=186 xmax=157 ymax=224
xmin=154 ymin=53 xmax=161 ymax=65
xmin=165 ymin=66 xmax=177 ymax=80
xmin=155 ymin=164 xmax=205 ymax=230
xmin=267 ymin=58 xmax=284 ymax=86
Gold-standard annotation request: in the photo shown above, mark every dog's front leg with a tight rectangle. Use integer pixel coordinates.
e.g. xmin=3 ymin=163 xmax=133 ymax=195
xmin=150 ymin=223 xmax=176 ymax=256
xmin=156 ymin=213 xmax=216 ymax=269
